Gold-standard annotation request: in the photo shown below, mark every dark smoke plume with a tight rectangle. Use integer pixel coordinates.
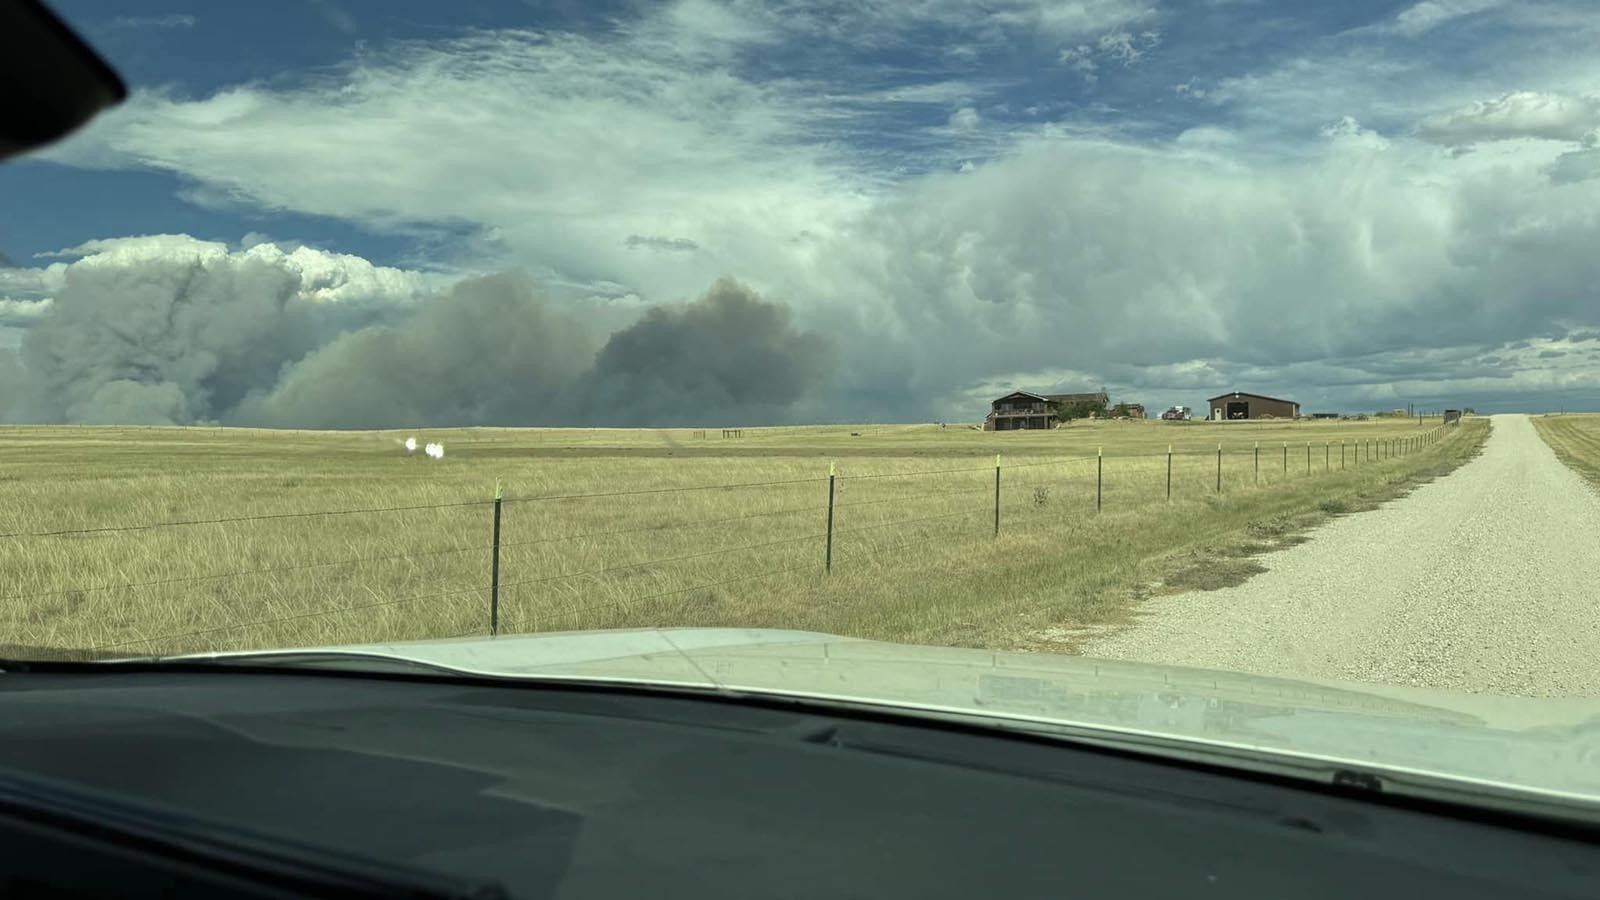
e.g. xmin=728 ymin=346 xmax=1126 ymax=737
xmin=4 ymin=243 xmax=832 ymax=428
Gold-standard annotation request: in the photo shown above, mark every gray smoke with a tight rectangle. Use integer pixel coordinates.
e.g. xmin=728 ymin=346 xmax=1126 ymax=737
xmin=4 ymin=245 xmax=832 ymax=428
xmin=246 ymin=274 xmax=831 ymax=428
xmin=237 ymin=271 xmax=595 ymax=428
xmin=8 ymin=246 xmax=404 ymax=424
xmin=586 ymin=277 xmax=833 ymax=426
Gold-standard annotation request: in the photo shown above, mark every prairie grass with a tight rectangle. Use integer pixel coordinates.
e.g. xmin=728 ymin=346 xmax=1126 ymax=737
xmin=0 ymin=417 xmax=1484 ymax=658
xmin=1531 ymin=414 xmax=1600 ymax=487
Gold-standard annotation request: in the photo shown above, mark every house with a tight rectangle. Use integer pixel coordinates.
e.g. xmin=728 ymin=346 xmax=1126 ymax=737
xmin=1206 ymin=391 xmax=1300 ymax=420
xmin=1110 ymin=402 xmax=1146 ymax=419
xmin=984 ymin=390 xmax=1110 ymax=430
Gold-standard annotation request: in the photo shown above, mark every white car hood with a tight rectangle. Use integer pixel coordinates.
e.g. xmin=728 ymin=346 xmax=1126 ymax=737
xmin=186 ymin=627 xmax=1600 ymax=815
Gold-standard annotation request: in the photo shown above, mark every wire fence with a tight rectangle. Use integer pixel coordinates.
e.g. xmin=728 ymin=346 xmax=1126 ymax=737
xmin=0 ymin=420 xmax=1467 ymax=658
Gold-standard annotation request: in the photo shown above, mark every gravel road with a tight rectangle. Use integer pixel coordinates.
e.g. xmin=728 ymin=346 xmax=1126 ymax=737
xmin=1082 ymin=415 xmax=1600 ymax=697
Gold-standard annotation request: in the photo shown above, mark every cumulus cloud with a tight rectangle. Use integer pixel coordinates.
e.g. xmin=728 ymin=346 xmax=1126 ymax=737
xmin=947 ymin=106 xmax=981 ymax=131
xmin=0 ymin=298 xmax=52 ymax=327
xmin=1418 ymin=91 xmax=1600 ymax=147
xmin=22 ymin=2 xmax=1600 ymax=418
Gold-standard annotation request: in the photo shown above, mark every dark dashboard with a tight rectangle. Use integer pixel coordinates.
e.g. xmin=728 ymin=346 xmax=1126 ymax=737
xmin=0 ymin=667 xmax=1595 ymax=898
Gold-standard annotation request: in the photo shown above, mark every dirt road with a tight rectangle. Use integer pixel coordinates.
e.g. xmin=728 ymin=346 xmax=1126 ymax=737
xmin=1083 ymin=415 xmax=1600 ymax=697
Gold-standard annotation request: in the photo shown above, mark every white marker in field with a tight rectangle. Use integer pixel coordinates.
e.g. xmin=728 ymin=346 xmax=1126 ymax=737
xmin=404 ymin=437 xmax=418 ymax=453
xmin=424 ymin=442 xmax=445 ymax=459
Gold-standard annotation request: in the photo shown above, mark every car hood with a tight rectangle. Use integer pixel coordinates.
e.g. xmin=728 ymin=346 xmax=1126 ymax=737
xmin=182 ymin=627 xmax=1600 ymax=815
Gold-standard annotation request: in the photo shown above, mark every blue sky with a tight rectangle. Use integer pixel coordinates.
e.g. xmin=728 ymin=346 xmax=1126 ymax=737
xmin=6 ymin=0 xmax=1479 ymax=266
xmin=4 ymin=0 xmax=1600 ymax=425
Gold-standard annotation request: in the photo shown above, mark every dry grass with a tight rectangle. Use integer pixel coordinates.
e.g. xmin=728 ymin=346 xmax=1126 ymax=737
xmin=1531 ymin=414 xmax=1600 ymax=488
xmin=0 ymin=417 xmax=1485 ymax=659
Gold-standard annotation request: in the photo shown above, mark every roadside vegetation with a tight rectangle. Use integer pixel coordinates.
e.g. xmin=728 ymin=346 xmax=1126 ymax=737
xmin=0 ymin=417 xmax=1486 ymax=658
xmin=1530 ymin=414 xmax=1600 ymax=488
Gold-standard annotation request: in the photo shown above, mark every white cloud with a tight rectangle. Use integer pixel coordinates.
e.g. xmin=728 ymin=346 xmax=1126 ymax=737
xmin=0 ymin=298 xmax=52 ymax=326
xmin=1097 ymin=29 xmax=1159 ymax=64
xmin=28 ymin=3 xmax=1600 ymax=419
xmin=49 ymin=28 xmax=868 ymax=303
xmin=1058 ymin=28 xmax=1159 ymax=82
xmin=1388 ymin=0 xmax=1502 ymax=37
xmin=947 ymin=106 xmax=981 ymax=131
xmin=109 ymin=13 xmax=196 ymax=29
xmin=42 ymin=235 xmax=437 ymax=303
xmin=1418 ymin=91 xmax=1600 ymax=146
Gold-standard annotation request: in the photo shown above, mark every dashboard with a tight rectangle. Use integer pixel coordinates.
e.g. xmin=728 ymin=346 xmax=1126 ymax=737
xmin=0 ymin=667 xmax=1596 ymax=898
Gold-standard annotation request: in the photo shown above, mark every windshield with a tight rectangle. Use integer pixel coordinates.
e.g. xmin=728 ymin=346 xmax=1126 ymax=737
xmin=2 ymin=0 xmax=1598 ymax=803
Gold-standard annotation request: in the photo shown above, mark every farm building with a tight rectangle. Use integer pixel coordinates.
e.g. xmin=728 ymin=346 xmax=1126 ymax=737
xmin=1207 ymin=391 xmax=1300 ymax=421
xmin=985 ymin=390 xmax=1110 ymax=430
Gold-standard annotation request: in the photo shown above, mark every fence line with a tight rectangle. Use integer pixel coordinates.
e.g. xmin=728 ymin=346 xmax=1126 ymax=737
xmin=833 ymin=485 xmax=994 ymax=509
xmin=494 ymin=502 xmax=831 ymax=551
xmin=496 ymin=532 xmax=828 ymax=594
xmin=0 ymin=498 xmax=491 ymax=541
xmin=500 ymin=475 xmax=825 ymax=505
xmin=9 ymin=421 xmax=1466 ymax=656
xmin=0 ymin=540 xmax=494 ymax=605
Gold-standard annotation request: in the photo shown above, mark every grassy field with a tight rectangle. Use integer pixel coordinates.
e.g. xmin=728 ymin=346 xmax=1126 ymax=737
xmin=1531 ymin=414 xmax=1600 ymax=487
xmin=0 ymin=416 xmax=1486 ymax=659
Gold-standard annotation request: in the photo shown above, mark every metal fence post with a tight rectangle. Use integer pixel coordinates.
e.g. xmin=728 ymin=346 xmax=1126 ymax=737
xmin=1282 ymin=442 xmax=1287 ymax=474
xmin=1340 ymin=440 xmax=1345 ymax=469
xmin=825 ymin=462 xmax=837 ymax=574
xmin=1215 ymin=444 xmax=1222 ymax=493
xmin=1254 ymin=442 xmax=1259 ymax=485
xmin=994 ymin=453 xmax=1001 ymax=537
xmin=490 ymin=480 xmax=503 ymax=636
xmin=1096 ymin=447 xmax=1103 ymax=513
xmin=1306 ymin=441 xmax=1311 ymax=474
xmin=1167 ymin=445 xmax=1172 ymax=500
xmin=1325 ymin=442 xmax=1329 ymax=472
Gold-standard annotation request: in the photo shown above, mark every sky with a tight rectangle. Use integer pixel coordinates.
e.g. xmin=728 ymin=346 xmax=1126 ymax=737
xmin=3 ymin=0 xmax=1600 ymax=426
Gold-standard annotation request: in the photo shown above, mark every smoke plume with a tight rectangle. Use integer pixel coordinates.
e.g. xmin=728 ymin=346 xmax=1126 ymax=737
xmin=2 ymin=237 xmax=833 ymax=428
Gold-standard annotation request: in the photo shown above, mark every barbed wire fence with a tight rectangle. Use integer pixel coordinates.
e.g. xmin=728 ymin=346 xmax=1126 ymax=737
xmin=0 ymin=420 xmax=1467 ymax=658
